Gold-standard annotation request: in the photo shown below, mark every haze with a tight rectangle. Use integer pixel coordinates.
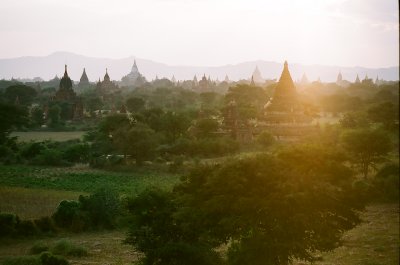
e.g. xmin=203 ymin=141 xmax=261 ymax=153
xmin=0 ymin=0 xmax=398 ymax=68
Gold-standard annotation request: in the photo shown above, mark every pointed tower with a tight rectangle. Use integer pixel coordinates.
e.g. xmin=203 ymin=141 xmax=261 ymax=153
xmin=79 ymin=68 xmax=89 ymax=86
xmin=224 ymin=75 xmax=230 ymax=83
xmin=268 ymin=61 xmax=298 ymax=111
xmin=199 ymin=74 xmax=209 ymax=91
xmin=171 ymin=75 xmax=177 ymax=83
xmin=252 ymin=66 xmax=264 ymax=83
xmin=375 ymin=75 xmax=379 ymax=85
xmin=300 ymin=73 xmax=309 ymax=85
xmin=264 ymin=61 xmax=314 ymax=134
xmin=131 ymin=59 xmax=139 ymax=73
xmin=104 ymin=68 xmax=110 ymax=82
xmin=59 ymin=65 xmax=73 ymax=91
xmin=336 ymin=71 xmax=343 ymax=83
xmin=355 ymin=74 xmax=361 ymax=84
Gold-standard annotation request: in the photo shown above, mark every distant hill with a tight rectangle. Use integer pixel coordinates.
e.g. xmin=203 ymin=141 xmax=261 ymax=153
xmin=0 ymin=51 xmax=398 ymax=82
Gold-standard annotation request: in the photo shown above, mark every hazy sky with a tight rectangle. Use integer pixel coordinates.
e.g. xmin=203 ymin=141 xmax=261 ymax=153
xmin=0 ymin=0 xmax=398 ymax=67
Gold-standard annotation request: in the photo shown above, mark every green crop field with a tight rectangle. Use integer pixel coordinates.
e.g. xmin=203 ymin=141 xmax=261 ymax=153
xmin=0 ymin=165 xmax=179 ymax=194
xmin=11 ymin=131 xmax=86 ymax=142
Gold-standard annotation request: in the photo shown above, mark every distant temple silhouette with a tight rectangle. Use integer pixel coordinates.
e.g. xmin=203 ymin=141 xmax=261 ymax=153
xmin=96 ymin=68 xmax=119 ymax=99
xmin=52 ymin=65 xmax=83 ymax=120
xmin=120 ymin=60 xmax=146 ymax=87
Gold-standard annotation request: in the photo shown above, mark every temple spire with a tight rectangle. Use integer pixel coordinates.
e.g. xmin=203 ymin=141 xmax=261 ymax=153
xmin=64 ymin=64 xmax=68 ymax=77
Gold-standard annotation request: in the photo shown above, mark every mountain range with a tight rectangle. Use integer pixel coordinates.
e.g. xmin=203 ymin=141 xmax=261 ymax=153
xmin=0 ymin=51 xmax=398 ymax=83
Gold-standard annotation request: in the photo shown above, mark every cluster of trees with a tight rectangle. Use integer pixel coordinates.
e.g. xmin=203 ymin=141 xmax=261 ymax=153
xmin=125 ymin=145 xmax=367 ymax=265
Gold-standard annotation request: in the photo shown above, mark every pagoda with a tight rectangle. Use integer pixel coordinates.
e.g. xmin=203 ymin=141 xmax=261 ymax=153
xmin=55 ymin=65 xmax=76 ymax=101
xmin=121 ymin=60 xmax=146 ymax=87
xmin=262 ymin=61 xmax=314 ymax=137
xmin=252 ymin=66 xmax=264 ymax=84
xmin=79 ymin=68 xmax=89 ymax=86
xmin=96 ymin=68 xmax=119 ymax=96
xmin=53 ymin=65 xmax=84 ymax=120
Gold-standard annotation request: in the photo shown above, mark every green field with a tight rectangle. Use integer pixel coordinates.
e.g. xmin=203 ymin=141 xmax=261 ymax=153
xmin=0 ymin=165 xmax=179 ymax=194
xmin=11 ymin=131 xmax=86 ymax=142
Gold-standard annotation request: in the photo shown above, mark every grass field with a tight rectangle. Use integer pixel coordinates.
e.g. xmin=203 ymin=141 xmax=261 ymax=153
xmin=0 ymin=230 xmax=138 ymax=265
xmin=0 ymin=165 xmax=179 ymax=194
xmin=0 ymin=186 xmax=85 ymax=219
xmin=313 ymin=203 xmax=399 ymax=265
xmin=11 ymin=131 xmax=86 ymax=142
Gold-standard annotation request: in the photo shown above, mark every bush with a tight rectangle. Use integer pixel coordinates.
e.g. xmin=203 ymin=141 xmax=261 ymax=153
xmin=34 ymin=217 xmax=57 ymax=234
xmin=0 ymin=212 xmax=19 ymax=237
xmin=373 ymin=163 xmax=399 ymax=201
xmin=52 ymin=240 xmax=88 ymax=257
xmin=31 ymin=148 xmax=70 ymax=167
xmin=52 ymin=200 xmax=80 ymax=229
xmin=1 ymin=256 xmax=41 ymax=265
xmin=40 ymin=252 xmax=69 ymax=265
xmin=79 ymin=188 xmax=120 ymax=229
xmin=256 ymin=131 xmax=275 ymax=149
xmin=29 ymin=242 xmax=49 ymax=255
xmin=16 ymin=220 xmax=38 ymax=236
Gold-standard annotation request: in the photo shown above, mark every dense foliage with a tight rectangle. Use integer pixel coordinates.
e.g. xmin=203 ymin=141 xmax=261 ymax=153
xmin=126 ymin=145 xmax=365 ymax=265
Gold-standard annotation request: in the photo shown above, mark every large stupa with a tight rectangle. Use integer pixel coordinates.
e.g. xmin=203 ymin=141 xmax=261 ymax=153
xmin=262 ymin=61 xmax=314 ymax=137
xmin=121 ymin=60 xmax=146 ymax=87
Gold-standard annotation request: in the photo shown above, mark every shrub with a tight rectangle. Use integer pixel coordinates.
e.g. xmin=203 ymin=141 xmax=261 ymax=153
xmin=34 ymin=217 xmax=57 ymax=234
xmin=32 ymin=149 xmax=70 ymax=167
xmin=256 ymin=131 xmax=275 ymax=149
xmin=16 ymin=220 xmax=38 ymax=236
xmin=62 ymin=143 xmax=90 ymax=164
xmin=19 ymin=142 xmax=46 ymax=159
xmin=79 ymin=188 xmax=120 ymax=229
xmin=1 ymin=256 xmax=41 ymax=265
xmin=40 ymin=251 xmax=69 ymax=265
xmin=29 ymin=241 xmax=49 ymax=254
xmin=52 ymin=200 xmax=80 ymax=229
xmin=0 ymin=212 xmax=19 ymax=237
xmin=52 ymin=240 xmax=88 ymax=257
xmin=373 ymin=163 xmax=399 ymax=201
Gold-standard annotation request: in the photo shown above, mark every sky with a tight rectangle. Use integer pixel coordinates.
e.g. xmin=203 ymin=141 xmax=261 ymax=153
xmin=0 ymin=0 xmax=398 ymax=68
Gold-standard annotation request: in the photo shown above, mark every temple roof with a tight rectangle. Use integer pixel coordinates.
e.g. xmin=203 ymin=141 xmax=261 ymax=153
xmin=59 ymin=65 xmax=73 ymax=90
xmin=80 ymin=68 xmax=89 ymax=83
xmin=274 ymin=61 xmax=297 ymax=99
xmin=131 ymin=60 xmax=139 ymax=73
xmin=104 ymin=68 xmax=110 ymax=82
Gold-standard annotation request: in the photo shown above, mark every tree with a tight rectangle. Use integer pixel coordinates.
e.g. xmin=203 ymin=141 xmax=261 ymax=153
xmin=113 ymin=122 xmax=158 ymax=165
xmin=48 ymin=105 xmax=61 ymax=127
xmin=127 ymin=146 xmax=364 ymax=265
xmin=31 ymin=106 xmax=44 ymax=126
xmin=367 ymin=102 xmax=399 ymax=130
xmin=0 ymin=102 xmax=28 ymax=144
xmin=339 ymin=112 xmax=369 ymax=129
xmin=4 ymin=84 xmax=37 ymax=106
xmin=162 ymin=111 xmax=191 ymax=142
xmin=126 ymin=97 xmax=145 ymax=113
xmin=125 ymin=188 xmax=221 ymax=265
xmin=342 ymin=128 xmax=392 ymax=178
